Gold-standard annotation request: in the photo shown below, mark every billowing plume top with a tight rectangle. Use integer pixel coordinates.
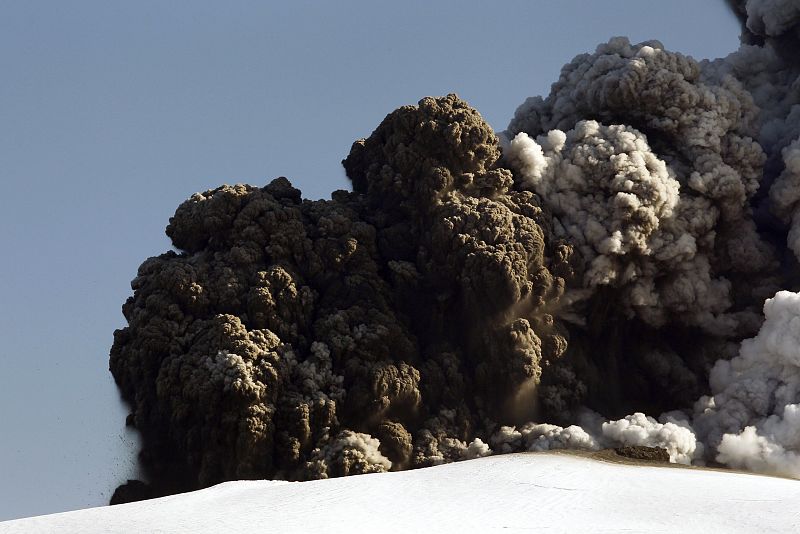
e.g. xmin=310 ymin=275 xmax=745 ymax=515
xmin=344 ymin=94 xmax=513 ymax=211
xmin=505 ymin=37 xmax=777 ymax=336
xmin=729 ymin=0 xmax=800 ymax=40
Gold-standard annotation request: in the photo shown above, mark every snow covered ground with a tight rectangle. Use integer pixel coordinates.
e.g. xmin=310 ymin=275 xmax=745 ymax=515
xmin=2 ymin=453 xmax=799 ymax=533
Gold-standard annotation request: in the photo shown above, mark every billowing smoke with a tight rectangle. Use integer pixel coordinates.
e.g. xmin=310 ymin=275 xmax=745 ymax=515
xmin=694 ymin=290 xmax=800 ymax=476
xmin=110 ymin=2 xmax=800 ymax=501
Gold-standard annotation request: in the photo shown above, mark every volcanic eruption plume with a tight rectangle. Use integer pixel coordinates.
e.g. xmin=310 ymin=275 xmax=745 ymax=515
xmin=110 ymin=1 xmax=800 ymax=501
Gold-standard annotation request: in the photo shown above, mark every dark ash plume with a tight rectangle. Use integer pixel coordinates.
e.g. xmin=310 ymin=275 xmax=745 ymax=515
xmin=111 ymin=95 xmax=575 ymax=497
xmin=111 ymin=2 xmax=800 ymax=501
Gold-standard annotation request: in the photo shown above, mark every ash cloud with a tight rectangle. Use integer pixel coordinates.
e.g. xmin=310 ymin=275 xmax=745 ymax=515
xmin=111 ymin=2 xmax=800 ymax=500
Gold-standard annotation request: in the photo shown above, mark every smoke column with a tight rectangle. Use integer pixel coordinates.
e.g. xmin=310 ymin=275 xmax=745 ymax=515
xmin=109 ymin=1 xmax=800 ymax=500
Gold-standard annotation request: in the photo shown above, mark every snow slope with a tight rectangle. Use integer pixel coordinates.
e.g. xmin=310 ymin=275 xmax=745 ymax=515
xmin=2 ymin=453 xmax=799 ymax=533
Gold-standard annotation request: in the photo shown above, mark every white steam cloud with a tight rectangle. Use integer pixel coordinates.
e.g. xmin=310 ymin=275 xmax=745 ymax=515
xmin=695 ymin=291 xmax=800 ymax=476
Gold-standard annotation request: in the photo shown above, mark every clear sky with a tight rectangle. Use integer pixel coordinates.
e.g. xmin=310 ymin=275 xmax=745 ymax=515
xmin=0 ymin=0 xmax=740 ymax=521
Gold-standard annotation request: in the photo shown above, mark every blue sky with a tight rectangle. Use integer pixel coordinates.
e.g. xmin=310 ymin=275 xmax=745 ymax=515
xmin=0 ymin=0 xmax=740 ymax=520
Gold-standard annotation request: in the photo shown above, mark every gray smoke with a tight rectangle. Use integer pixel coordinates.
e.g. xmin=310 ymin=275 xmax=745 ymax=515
xmin=498 ymin=2 xmax=800 ymax=477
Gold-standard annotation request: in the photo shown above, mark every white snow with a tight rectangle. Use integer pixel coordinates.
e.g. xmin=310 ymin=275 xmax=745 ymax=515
xmin=2 ymin=453 xmax=799 ymax=533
